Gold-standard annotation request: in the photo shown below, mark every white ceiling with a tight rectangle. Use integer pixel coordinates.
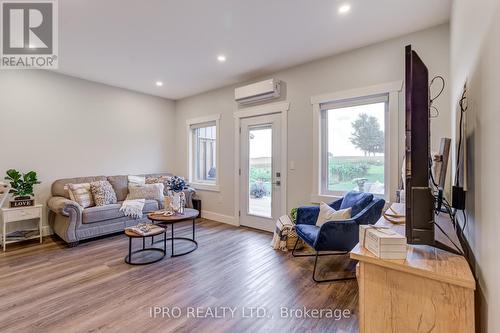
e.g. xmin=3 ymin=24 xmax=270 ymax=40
xmin=57 ymin=0 xmax=451 ymax=100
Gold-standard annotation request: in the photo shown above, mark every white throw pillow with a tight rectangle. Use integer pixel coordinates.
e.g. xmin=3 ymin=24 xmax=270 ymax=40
xmin=128 ymin=175 xmax=145 ymax=187
xmin=316 ymin=202 xmax=352 ymax=227
xmin=127 ymin=183 xmax=164 ymax=201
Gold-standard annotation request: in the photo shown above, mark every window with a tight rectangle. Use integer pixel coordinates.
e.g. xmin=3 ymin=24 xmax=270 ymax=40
xmin=320 ymin=95 xmax=388 ymax=196
xmin=187 ymin=115 xmax=220 ymax=191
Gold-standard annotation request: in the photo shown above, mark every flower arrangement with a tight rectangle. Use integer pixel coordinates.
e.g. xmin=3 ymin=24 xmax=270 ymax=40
xmin=166 ymin=176 xmax=186 ymax=192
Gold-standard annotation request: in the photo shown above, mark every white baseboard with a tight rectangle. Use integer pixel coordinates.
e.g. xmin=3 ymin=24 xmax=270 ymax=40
xmin=201 ymin=210 xmax=238 ymax=226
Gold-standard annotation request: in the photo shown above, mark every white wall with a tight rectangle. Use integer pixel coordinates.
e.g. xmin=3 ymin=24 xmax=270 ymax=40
xmin=174 ymin=24 xmax=451 ymax=219
xmin=451 ymin=1 xmax=500 ymax=332
xmin=0 ymin=70 xmax=177 ymax=228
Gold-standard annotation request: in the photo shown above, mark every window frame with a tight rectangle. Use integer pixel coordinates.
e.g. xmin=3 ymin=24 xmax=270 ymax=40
xmin=319 ymin=94 xmax=389 ymax=197
xmin=310 ymin=81 xmax=402 ymax=203
xmin=186 ymin=114 xmax=221 ymax=192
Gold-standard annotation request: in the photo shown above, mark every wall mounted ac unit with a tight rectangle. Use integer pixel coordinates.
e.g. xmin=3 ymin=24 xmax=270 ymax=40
xmin=234 ymin=78 xmax=281 ymax=105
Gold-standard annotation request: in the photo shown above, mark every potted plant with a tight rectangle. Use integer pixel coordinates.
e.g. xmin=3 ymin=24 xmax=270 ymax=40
xmin=4 ymin=169 xmax=41 ymax=208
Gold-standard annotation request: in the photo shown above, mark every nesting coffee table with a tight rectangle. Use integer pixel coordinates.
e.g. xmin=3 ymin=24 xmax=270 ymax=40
xmin=124 ymin=226 xmax=166 ymax=265
xmin=148 ymin=208 xmax=199 ymax=257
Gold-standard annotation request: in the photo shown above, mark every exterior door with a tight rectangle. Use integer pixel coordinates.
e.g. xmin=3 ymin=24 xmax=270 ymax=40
xmin=239 ymin=114 xmax=282 ymax=232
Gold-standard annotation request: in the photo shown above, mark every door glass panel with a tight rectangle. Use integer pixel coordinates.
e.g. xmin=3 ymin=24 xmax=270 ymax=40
xmin=248 ymin=126 xmax=272 ymax=218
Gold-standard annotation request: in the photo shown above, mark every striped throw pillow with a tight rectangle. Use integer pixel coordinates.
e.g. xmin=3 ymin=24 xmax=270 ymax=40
xmin=67 ymin=183 xmax=94 ymax=208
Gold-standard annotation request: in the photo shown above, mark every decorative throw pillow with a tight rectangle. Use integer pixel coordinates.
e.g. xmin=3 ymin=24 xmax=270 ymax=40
xmin=145 ymin=175 xmax=171 ymax=195
xmin=67 ymin=183 xmax=94 ymax=208
xmin=127 ymin=183 xmax=165 ymax=201
xmin=316 ymin=202 xmax=352 ymax=227
xmin=145 ymin=175 xmax=171 ymax=185
xmin=90 ymin=180 xmax=117 ymax=206
xmin=128 ymin=175 xmax=145 ymax=187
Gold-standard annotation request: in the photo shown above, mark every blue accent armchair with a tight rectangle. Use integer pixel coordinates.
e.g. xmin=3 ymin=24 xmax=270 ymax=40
xmin=292 ymin=192 xmax=385 ymax=282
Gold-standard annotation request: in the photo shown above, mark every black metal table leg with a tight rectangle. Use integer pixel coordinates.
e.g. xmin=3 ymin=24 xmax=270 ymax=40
xmin=164 ymin=231 xmax=167 ymax=252
xmin=128 ymin=236 xmax=132 ymax=262
xmin=125 ymin=230 xmax=167 ymax=265
xmin=150 ymin=215 xmax=199 ymax=257
xmin=171 ymin=222 xmax=174 ymax=256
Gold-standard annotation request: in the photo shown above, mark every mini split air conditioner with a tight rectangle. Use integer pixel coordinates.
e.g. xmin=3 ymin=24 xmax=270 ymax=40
xmin=234 ymin=78 xmax=281 ymax=105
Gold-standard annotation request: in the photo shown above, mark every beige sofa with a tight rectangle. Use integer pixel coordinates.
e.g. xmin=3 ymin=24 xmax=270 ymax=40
xmin=47 ymin=173 xmax=188 ymax=246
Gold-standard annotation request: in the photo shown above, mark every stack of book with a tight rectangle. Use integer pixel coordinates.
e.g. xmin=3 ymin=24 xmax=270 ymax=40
xmin=5 ymin=229 xmax=39 ymax=241
xmin=359 ymin=225 xmax=407 ymax=259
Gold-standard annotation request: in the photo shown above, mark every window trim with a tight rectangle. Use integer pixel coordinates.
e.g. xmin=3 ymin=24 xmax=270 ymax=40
xmin=186 ymin=114 xmax=221 ymax=192
xmin=310 ymin=81 xmax=402 ymax=203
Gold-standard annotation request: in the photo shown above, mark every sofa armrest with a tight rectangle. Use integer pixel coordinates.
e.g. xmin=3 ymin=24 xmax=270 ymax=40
xmin=47 ymin=196 xmax=83 ymax=244
xmin=47 ymin=196 xmax=82 ymax=217
xmin=315 ymin=220 xmax=359 ymax=252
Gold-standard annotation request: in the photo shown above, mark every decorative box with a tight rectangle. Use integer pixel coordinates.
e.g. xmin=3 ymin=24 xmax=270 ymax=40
xmin=359 ymin=225 xmax=407 ymax=259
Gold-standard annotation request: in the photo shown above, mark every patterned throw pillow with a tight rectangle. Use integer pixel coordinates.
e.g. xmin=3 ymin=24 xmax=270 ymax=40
xmin=128 ymin=183 xmax=165 ymax=201
xmin=66 ymin=183 xmax=94 ymax=208
xmin=145 ymin=175 xmax=171 ymax=184
xmin=90 ymin=180 xmax=117 ymax=206
xmin=145 ymin=176 xmax=171 ymax=195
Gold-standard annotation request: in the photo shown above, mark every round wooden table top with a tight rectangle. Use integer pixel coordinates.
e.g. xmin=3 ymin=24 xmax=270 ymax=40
xmin=125 ymin=226 xmax=165 ymax=238
xmin=147 ymin=208 xmax=199 ymax=223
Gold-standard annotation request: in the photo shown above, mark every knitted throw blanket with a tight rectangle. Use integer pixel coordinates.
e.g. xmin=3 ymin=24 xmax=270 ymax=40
xmin=120 ymin=198 xmax=145 ymax=219
xmin=271 ymin=215 xmax=294 ymax=251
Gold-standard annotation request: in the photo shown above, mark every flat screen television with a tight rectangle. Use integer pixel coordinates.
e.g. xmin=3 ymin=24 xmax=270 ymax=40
xmin=404 ymin=45 xmax=457 ymax=253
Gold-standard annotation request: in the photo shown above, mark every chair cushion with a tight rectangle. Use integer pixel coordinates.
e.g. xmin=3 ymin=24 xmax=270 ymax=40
xmin=82 ymin=200 xmax=159 ymax=224
xmin=296 ymin=224 xmax=320 ymax=247
xmin=107 ymin=175 xmax=129 ymax=202
xmin=340 ymin=192 xmax=374 ymax=217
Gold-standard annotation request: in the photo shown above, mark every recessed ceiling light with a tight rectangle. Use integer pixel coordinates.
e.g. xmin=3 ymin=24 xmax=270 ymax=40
xmin=338 ymin=4 xmax=351 ymax=15
xmin=217 ymin=55 xmax=227 ymax=63
xmin=155 ymin=81 xmax=163 ymax=87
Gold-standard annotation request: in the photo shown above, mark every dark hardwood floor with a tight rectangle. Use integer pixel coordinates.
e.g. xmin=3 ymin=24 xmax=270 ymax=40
xmin=0 ymin=219 xmax=359 ymax=333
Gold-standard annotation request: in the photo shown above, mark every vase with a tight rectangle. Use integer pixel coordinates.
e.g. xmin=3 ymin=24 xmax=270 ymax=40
xmin=167 ymin=191 xmax=185 ymax=215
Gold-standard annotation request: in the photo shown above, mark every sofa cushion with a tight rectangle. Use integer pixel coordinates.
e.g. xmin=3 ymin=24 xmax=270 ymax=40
xmin=82 ymin=200 xmax=159 ymax=224
xmin=83 ymin=203 xmax=123 ymax=224
xmin=142 ymin=199 xmax=160 ymax=213
xmin=52 ymin=176 xmax=107 ymax=198
xmin=340 ymin=191 xmax=374 ymax=217
xmin=296 ymin=224 xmax=320 ymax=247
xmin=107 ymin=175 xmax=129 ymax=202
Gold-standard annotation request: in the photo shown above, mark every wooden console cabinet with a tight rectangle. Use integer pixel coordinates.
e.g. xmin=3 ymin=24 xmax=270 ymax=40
xmin=350 ymin=204 xmax=475 ymax=333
